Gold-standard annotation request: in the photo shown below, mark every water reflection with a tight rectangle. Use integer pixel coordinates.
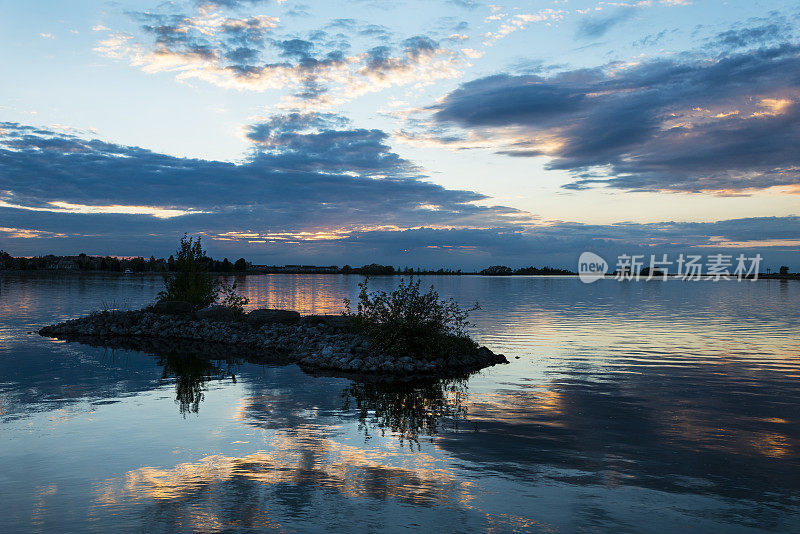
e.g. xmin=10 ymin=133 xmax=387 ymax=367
xmin=342 ymin=378 xmax=470 ymax=447
xmin=94 ymin=428 xmax=473 ymax=532
xmin=2 ymin=273 xmax=800 ymax=532
xmin=435 ymin=356 xmax=800 ymax=529
xmin=38 ymin=335 xmax=255 ymax=416
xmin=157 ymin=354 xmax=236 ymax=416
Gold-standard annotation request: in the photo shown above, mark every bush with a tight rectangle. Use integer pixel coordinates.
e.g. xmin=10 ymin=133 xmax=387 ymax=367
xmin=158 ymin=234 xmax=249 ymax=311
xmin=218 ymin=280 xmax=249 ymax=313
xmin=344 ymin=277 xmax=479 ymax=361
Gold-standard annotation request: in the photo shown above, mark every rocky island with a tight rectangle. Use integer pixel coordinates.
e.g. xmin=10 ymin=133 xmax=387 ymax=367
xmin=38 ymin=302 xmax=508 ymax=377
xmin=38 ymin=235 xmax=507 ymax=378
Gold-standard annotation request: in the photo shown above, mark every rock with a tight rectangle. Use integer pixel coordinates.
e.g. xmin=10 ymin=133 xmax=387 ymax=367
xmin=247 ymin=309 xmax=301 ymax=325
xmin=303 ymin=315 xmax=352 ymax=329
xmin=196 ymin=305 xmax=240 ymax=322
xmin=153 ymin=301 xmax=193 ymax=315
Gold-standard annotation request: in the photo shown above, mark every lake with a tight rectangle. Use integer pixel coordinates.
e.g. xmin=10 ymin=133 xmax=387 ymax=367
xmin=1 ymin=273 xmax=798 ymax=533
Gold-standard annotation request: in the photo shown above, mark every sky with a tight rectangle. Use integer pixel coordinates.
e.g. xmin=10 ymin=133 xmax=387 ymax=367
xmin=0 ymin=0 xmax=798 ymax=269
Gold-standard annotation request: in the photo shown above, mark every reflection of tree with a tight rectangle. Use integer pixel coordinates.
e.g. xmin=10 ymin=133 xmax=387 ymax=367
xmin=43 ymin=333 xmax=250 ymax=416
xmin=341 ymin=378 xmax=469 ymax=447
xmin=157 ymin=354 xmax=237 ymax=416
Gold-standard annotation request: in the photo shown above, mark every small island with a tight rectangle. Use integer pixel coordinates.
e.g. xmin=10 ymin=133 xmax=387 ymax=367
xmin=38 ymin=235 xmax=507 ymax=378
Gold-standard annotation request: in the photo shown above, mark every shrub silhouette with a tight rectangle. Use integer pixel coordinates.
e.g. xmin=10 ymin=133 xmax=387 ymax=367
xmin=158 ymin=234 xmax=220 ymax=309
xmin=344 ymin=277 xmax=479 ymax=361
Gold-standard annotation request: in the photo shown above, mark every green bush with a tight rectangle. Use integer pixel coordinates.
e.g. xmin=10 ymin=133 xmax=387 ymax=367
xmin=158 ymin=234 xmax=249 ymax=311
xmin=344 ymin=277 xmax=479 ymax=361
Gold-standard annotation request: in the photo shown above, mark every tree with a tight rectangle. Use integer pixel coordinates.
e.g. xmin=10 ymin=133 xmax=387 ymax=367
xmin=779 ymin=265 xmax=789 ymax=275
xmin=479 ymin=265 xmax=512 ymax=276
xmin=234 ymin=258 xmax=248 ymax=272
xmin=158 ymin=234 xmax=219 ymax=308
xmin=0 ymin=250 xmax=10 ymax=270
xmin=359 ymin=263 xmax=395 ymax=275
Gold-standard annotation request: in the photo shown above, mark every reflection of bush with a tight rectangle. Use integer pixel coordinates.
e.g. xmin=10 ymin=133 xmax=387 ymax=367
xmin=157 ymin=354 xmax=235 ymax=415
xmin=341 ymin=378 xmax=469 ymax=446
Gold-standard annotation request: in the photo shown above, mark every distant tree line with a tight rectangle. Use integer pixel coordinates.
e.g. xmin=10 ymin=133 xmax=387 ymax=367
xmin=0 ymin=250 xmax=575 ymax=276
xmin=338 ymin=264 xmax=464 ymax=275
xmin=0 ymin=250 xmax=249 ymax=273
xmin=479 ymin=265 xmax=575 ymax=275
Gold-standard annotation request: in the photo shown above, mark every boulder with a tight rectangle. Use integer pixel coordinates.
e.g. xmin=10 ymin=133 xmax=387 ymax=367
xmin=153 ymin=301 xmax=193 ymax=315
xmin=246 ymin=308 xmax=301 ymax=325
xmin=303 ymin=314 xmax=352 ymax=329
xmin=196 ymin=304 xmax=240 ymax=322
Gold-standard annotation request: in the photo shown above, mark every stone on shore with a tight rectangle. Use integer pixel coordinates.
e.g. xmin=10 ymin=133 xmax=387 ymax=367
xmin=303 ymin=314 xmax=352 ymax=329
xmin=196 ymin=304 xmax=241 ymax=321
xmin=38 ymin=308 xmax=508 ymax=378
xmin=153 ymin=301 xmax=193 ymax=315
xmin=247 ymin=309 xmax=301 ymax=324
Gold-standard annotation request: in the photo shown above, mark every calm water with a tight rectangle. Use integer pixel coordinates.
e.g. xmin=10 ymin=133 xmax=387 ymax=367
xmin=1 ymin=273 xmax=799 ymax=533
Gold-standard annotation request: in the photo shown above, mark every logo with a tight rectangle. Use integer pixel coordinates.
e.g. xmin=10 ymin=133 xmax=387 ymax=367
xmin=578 ymin=251 xmax=608 ymax=283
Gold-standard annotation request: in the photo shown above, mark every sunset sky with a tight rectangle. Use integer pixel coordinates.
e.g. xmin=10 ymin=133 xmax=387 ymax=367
xmin=1 ymin=0 xmax=798 ymax=268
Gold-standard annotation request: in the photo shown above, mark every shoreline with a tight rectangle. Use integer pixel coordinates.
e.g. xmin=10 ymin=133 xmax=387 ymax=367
xmin=38 ymin=308 xmax=508 ymax=379
xmin=7 ymin=270 xmax=799 ymax=280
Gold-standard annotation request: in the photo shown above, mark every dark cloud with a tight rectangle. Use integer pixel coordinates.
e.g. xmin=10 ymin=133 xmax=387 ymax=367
xmin=0 ymin=118 xmax=531 ymax=262
xmin=401 ymin=35 xmax=439 ymax=58
xmin=130 ymin=10 xmax=276 ymax=71
xmin=5 ymin=120 xmax=796 ymax=266
xmin=576 ymin=8 xmax=634 ymax=39
xmin=243 ymin=113 xmax=414 ymax=175
xmin=708 ymin=13 xmax=793 ymax=50
xmin=274 ymin=38 xmax=314 ymax=59
xmin=225 ymin=46 xmax=260 ymax=64
xmin=428 ymin=41 xmax=800 ymax=193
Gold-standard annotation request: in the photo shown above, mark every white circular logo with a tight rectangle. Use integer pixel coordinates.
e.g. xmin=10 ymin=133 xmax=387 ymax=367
xmin=578 ymin=252 xmax=608 ymax=283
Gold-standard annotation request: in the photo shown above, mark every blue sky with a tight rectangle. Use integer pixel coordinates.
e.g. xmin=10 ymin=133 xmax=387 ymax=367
xmin=0 ymin=0 xmax=798 ymax=268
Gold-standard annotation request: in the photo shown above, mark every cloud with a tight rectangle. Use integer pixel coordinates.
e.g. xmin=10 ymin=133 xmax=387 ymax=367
xmin=576 ymin=8 xmax=634 ymax=39
xmin=482 ymin=10 xmax=566 ymax=45
xmin=94 ymin=6 xmax=464 ymax=110
xmin=448 ymin=0 xmax=481 ymax=8
xmin=708 ymin=14 xmax=793 ymax=50
xmin=5 ymin=119 xmax=796 ymax=266
xmin=243 ymin=112 xmax=415 ymax=175
xmin=421 ymin=40 xmax=800 ymax=194
xmin=0 ymin=119 xmax=530 ymax=260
